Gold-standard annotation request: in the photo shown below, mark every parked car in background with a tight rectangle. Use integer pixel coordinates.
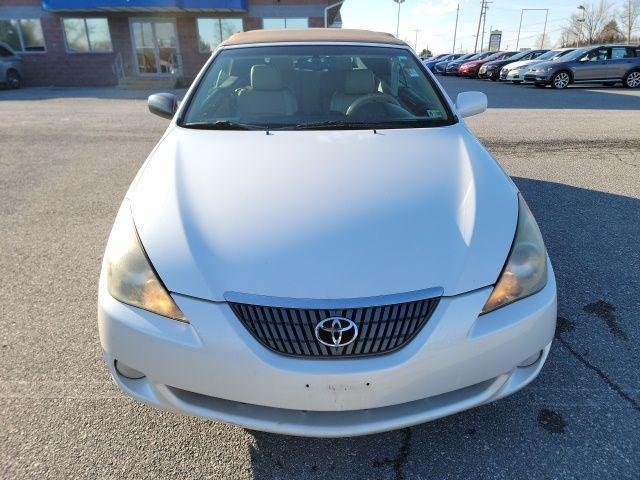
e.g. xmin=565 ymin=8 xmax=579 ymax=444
xmin=476 ymin=51 xmax=519 ymax=77
xmin=479 ymin=49 xmax=548 ymax=81
xmin=445 ymin=51 xmax=494 ymax=75
xmin=500 ymin=48 xmax=575 ymax=83
xmin=460 ymin=51 xmax=517 ymax=78
xmin=435 ymin=53 xmax=475 ymax=75
xmin=524 ymin=45 xmax=640 ymax=89
xmin=433 ymin=53 xmax=464 ymax=75
xmin=423 ymin=53 xmax=455 ymax=71
xmin=0 ymin=42 xmax=22 ymax=89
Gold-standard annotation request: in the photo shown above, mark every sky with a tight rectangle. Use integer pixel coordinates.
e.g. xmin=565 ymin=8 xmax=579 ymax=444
xmin=341 ymin=0 xmax=629 ymax=54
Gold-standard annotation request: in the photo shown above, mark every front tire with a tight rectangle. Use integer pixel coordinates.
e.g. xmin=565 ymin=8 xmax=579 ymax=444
xmin=550 ymin=71 xmax=571 ymax=89
xmin=623 ymin=70 xmax=640 ymax=88
xmin=6 ymin=70 xmax=20 ymax=89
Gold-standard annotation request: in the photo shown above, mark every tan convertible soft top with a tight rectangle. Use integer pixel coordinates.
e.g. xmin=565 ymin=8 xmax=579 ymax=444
xmin=219 ymin=28 xmax=409 ymax=48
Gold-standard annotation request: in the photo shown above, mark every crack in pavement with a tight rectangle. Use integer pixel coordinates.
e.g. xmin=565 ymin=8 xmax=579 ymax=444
xmin=555 ymin=317 xmax=639 ymax=413
xmin=373 ymin=428 xmax=412 ymax=480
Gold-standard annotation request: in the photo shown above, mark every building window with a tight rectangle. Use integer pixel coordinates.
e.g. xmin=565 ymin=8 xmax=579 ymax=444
xmin=0 ymin=19 xmax=45 ymax=52
xmin=62 ymin=18 xmax=113 ymax=53
xmin=197 ymin=18 xmax=243 ymax=53
xmin=262 ymin=18 xmax=309 ymax=29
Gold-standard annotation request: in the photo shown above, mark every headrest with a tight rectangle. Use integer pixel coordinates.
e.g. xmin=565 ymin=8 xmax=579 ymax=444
xmin=331 ymin=56 xmax=353 ymax=70
xmin=251 ymin=65 xmax=283 ymax=91
xmin=268 ymin=56 xmax=294 ymax=72
xmin=345 ymin=69 xmax=376 ymax=95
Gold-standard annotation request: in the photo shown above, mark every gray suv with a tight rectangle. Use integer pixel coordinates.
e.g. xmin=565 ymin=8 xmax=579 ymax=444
xmin=0 ymin=42 xmax=23 ymax=89
xmin=524 ymin=44 xmax=640 ymax=89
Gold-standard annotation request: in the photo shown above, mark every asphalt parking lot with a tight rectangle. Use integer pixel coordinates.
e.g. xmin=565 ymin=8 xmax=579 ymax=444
xmin=1 ymin=78 xmax=639 ymax=479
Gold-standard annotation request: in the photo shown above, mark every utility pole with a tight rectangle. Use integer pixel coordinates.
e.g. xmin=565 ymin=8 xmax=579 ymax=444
xmin=480 ymin=4 xmax=490 ymax=52
xmin=412 ymin=29 xmax=420 ymax=51
xmin=516 ymin=10 xmax=524 ymax=50
xmin=474 ymin=0 xmax=484 ymax=53
xmin=452 ymin=3 xmax=460 ymax=54
xmin=516 ymin=8 xmax=549 ymax=50
xmin=628 ymin=0 xmax=633 ymax=44
xmin=576 ymin=5 xmax=585 ymax=47
xmin=541 ymin=9 xmax=548 ymax=48
xmin=394 ymin=0 xmax=405 ymax=38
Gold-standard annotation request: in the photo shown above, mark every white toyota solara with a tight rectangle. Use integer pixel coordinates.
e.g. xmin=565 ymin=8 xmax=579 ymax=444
xmin=99 ymin=29 xmax=556 ymax=437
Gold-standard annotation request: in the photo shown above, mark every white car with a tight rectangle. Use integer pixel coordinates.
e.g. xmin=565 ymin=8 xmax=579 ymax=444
xmin=99 ymin=29 xmax=556 ymax=437
xmin=500 ymin=47 xmax=575 ymax=83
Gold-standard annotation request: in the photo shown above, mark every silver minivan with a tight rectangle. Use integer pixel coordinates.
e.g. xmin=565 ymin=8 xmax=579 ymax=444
xmin=0 ymin=42 xmax=23 ymax=89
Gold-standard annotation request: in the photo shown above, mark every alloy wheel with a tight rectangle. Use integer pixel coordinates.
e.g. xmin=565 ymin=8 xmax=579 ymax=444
xmin=626 ymin=71 xmax=640 ymax=88
xmin=7 ymin=71 xmax=20 ymax=89
xmin=552 ymin=72 xmax=570 ymax=89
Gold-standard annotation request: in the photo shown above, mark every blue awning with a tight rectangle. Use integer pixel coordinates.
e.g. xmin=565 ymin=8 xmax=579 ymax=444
xmin=42 ymin=1 xmax=247 ymax=12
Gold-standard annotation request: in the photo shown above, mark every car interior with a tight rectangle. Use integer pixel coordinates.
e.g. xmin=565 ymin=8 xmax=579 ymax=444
xmin=184 ymin=52 xmax=449 ymax=127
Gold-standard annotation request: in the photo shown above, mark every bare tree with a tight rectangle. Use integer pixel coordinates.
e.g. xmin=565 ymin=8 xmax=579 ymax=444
xmin=599 ymin=19 xmax=625 ymax=43
xmin=561 ymin=1 xmax=616 ymax=46
xmin=619 ymin=0 xmax=640 ymax=43
xmin=535 ymin=32 xmax=551 ymax=48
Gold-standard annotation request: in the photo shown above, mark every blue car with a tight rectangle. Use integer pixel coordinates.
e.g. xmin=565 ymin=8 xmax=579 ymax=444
xmin=422 ymin=54 xmax=454 ymax=71
xmin=434 ymin=53 xmax=471 ymax=75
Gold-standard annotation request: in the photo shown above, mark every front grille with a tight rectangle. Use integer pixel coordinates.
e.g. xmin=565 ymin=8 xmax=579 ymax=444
xmin=229 ymin=296 xmax=440 ymax=358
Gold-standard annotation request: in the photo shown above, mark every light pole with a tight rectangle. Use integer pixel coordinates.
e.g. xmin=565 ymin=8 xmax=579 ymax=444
xmin=516 ymin=8 xmax=549 ymax=51
xmin=394 ymin=0 xmax=406 ymax=38
xmin=413 ymin=29 xmax=420 ymax=51
xmin=452 ymin=3 xmax=459 ymax=54
xmin=576 ymin=5 xmax=586 ymax=47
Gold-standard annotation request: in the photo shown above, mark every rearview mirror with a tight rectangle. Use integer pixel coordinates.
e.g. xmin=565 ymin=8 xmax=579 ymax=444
xmin=148 ymin=93 xmax=178 ymax=119
xmin=456 ymin=91 xmax=487 ymax=118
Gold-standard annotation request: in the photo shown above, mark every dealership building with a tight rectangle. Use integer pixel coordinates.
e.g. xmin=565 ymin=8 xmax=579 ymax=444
xmin=0 ymin=1 xmax=345 ymax=87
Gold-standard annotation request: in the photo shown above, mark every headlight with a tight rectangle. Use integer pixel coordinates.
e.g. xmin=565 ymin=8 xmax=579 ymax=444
xmin=105 ymin=202 xmax=187 ymax=322
xmin=481 ymin=194 xmax=548 ymax=314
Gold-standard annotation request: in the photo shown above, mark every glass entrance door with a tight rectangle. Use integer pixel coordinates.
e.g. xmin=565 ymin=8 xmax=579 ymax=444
xmin=131 ymin=20 xmax=178 ymax=75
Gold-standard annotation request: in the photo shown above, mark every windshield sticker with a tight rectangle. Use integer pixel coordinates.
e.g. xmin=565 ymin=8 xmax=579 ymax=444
xmin=426 ymin=110 xmax=445 ymax=118
xmin=406 ymin=68 xmax=420 ymax=77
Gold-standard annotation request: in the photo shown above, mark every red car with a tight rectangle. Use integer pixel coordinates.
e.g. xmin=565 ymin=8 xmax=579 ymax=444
xmin=459 ymin=51 xmax=517 ymax=78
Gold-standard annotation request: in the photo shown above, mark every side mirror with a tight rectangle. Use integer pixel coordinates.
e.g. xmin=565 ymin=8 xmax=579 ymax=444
xmin=579 ymin=56 xmax=589 ymax=62
xmin=148 ymin=93 xmax=178 ymax=119
xmin=456 ymin=91 xmax=487 ymax=118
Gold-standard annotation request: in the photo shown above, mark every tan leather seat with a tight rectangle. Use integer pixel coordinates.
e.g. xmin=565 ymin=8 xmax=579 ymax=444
xmin=330 ymin=69 xmax=377 ymax=114
xmin=237 ymin=64 xmax=297 ymax=118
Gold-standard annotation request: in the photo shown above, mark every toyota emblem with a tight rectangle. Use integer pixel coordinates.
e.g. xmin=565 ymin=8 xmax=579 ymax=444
xmin=314 ymin=317 xmax=358 ymax=348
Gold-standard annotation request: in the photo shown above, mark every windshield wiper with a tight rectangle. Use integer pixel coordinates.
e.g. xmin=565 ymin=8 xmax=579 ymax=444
xmin=285 ymin=120 xmax=372 ymax=130
xmin=181 ymin=120 xmax=264 ymax=130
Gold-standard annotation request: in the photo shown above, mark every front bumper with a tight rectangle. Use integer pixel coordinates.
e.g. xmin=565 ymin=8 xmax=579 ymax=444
xmin=501 ymin=70 xmax=522 ymax=81
xmin=478 ymin=69 xmax=498 ymax=79
xmin=524 ymin=73 xmax=550 ymax=84
xmin=99 ymin=261 xmax=557 ymax=437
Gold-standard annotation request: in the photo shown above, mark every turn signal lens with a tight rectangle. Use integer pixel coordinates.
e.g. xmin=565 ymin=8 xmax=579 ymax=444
xmin=105 ymin=202 xmax=187 ymax=322
xmin=481 ymin=194 xmax=548 ymax=314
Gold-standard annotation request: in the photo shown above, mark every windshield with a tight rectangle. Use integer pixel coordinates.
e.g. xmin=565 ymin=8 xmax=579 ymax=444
xmin=181 ymin=45 xmax=454 ymax=130
xmin=561 ymin=47 xmax=593 ymax=61
xmin=506 ymin=50 xmax=535 ymax=62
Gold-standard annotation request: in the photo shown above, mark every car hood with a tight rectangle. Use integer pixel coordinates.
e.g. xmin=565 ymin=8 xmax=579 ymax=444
xmin=530 ymin=60 xmax=561 ymax=71
xmin=504 ymin=59 xmax=540 ymax=70
xmin=130 ymin=125 xmax=517 ymax=302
